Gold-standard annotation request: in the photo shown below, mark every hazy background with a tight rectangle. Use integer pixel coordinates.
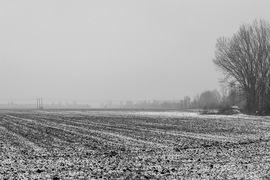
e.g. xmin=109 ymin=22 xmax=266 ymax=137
xmin=1 ymin=0 xmax=270 ymax=105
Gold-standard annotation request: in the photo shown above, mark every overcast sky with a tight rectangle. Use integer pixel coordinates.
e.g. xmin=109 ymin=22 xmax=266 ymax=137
xmin=1 ymin=0 xmax=270 ymax=103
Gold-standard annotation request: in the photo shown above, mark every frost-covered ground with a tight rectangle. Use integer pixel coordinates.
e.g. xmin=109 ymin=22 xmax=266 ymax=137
xmin=1 ymin=109 xmax=270 ymax=179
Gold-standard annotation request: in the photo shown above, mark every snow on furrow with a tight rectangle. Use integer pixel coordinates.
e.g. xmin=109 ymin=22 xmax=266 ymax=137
xmin=5 ymin=114 xmax=35 ymax=123
xmin=0 ymin=126 xmax=43 ymax=152
xmin=67 ymin=120 xmax=235 ymax=144
xmin=8 ymin=112 xmax=265 ymax=148
xmin=4 ymin=113 xmax=261 ymax=151
xmin=5 ymin=113 xmax=235 ymax=147
xmin=144 ymin=129 xmax=237 ymax=142
xmin=87 ymin=122 xmax=236 ymax=142
xmin=43 ymin=121 xmax=168 ymax=148
xmin=3 ymin=116 xmax=125 ymax=148
xmin=70 ymin=119 xmax=235 ymax=143
xmin=1 ymin=117 xmax=71 ymax=150
xmin=5 ymin=114 xmax=168 ymax=148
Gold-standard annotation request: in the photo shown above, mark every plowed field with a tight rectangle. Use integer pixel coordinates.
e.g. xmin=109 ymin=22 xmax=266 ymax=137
xmin=1 ymin=110 xmax=270 ymax=179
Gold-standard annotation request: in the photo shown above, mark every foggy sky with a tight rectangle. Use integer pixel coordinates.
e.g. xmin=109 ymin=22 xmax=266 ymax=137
xmin=1 ymin=0 xmax=270 ymax=102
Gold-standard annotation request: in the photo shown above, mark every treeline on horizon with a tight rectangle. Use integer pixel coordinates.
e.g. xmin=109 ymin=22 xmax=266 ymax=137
xmin=101 ymin=91 xmax=217 ymax=110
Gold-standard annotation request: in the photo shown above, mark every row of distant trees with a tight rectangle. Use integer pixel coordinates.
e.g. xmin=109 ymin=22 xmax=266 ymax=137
xmin=190 ymin=87 xmax=242 ymax=111
xmin=191 ymin=90 xmax=220 ymax=109
xmin=213 ymin=19 xmax=270 ymax=115
xmin=101 ymin=89 xmax=238 ymax=111
xmin=105 ymin=100 xmax=188 ymax=110
xmin=101 ymin=88 xmax=239 ymax=110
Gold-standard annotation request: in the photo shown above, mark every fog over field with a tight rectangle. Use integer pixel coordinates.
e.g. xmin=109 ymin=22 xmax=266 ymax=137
xmin=1 ymin=1 xmax=270 ymax=104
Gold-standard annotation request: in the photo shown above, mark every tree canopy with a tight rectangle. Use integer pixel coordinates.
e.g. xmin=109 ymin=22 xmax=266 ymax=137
xmin=213 ymin=19 xmax=270 ymax=114
xmin=199 ymin=90 xmax=220 ymax=109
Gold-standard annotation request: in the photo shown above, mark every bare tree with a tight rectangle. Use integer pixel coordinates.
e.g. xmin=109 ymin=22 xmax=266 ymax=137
xmin=213 ymin=19 xmax=270 ymax=114
xmin=219 ymin=84 xmax=229 ymax=107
